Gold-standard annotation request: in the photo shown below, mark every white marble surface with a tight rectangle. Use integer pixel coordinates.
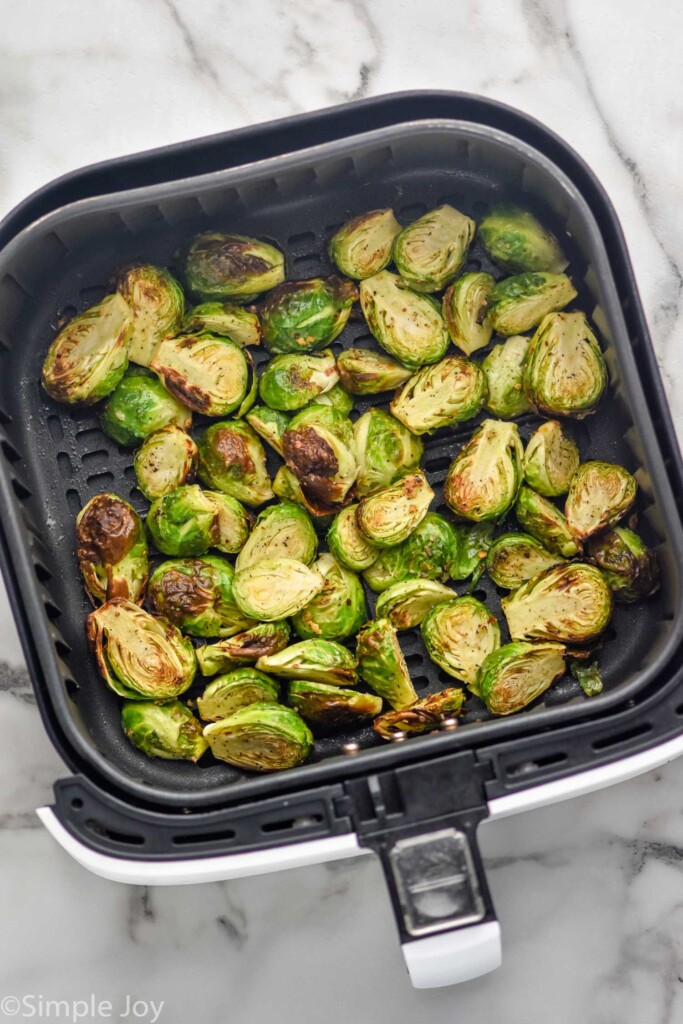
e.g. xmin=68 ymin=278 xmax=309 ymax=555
xmin=1 ymin=0 xmax=683 ymax=1020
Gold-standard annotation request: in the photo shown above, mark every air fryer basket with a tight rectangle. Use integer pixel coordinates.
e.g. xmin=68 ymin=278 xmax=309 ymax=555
xmin=0 ymin=120 xmax=681 ymax=808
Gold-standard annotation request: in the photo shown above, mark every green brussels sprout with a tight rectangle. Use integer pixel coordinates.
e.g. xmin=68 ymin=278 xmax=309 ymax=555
xmin=570 ymin=658 xmax=603 ymax=697
xmin=197 ymin=420 xmax=273 ymax=507
xmin=523 ymin=421 xmax=579 ymax=497
xmin=357 ymin=471 xmax=433 ymax=547
xmin=133 ymin=424 xmax=198 ymax=501
xmin=245 ymin=405 xmax=290 ymax=455
xmin=257 ymin=639 xmax=358 ymax=686
xmin=236 ymin=503 xmax=317 ymax=572
xmin=363 ymin=513 xmax=456 ymax=592
xmin=183 ymin=232 xmax=285 ymax=303
xmin=197 ymin=668 xmax=280 ymax=721
xmin=326 ymin=504 xmax=379 ymax=572
xmin=41 ymin=293 xmax=131 ymax=405
xmin=146 ymin=484 xmax=251 ymax=557
xmin=86 ymin=598 xmax=196 ymax=699
xmin=515 ymin=485 xmax=580 ymax=558
xmin=329 ymin=209 xmax=401 ymax=279
xmin=311 ymin=383 xmax=354 ymax=417
xmin=393 ymin=205 xmax=475 ymax=292
xmin=150 ymin=332 xmax=253 ymax=418
xmin=336 ymin=348 xmax=412 ymax=395
xmin=486 ymin=532 xmax=565 ymax=589
xmin=353 ymin=409 xmax=423 ymax=497
xmin=442 ymin=272 xmax=495 ymax=355
xmin=115 ymin=264 xmax=184 ymax=366
xmin=488 ymin=273 xmax=577 ymax=336
xmin=197 ymin=622 xmax=292 ymax=676
xmin=390 ymin=356 xmax=487 ymax=436
xmin=182 ymin=302 xmax=261 ymax=347
xmin=260 ymin=276 xmax=358 ymax=355
xmin=76 ymin=493 xmax=149 ymax=604
xmin=444 ymin=419 xmax=524 ymax=522
xmin=259 ymin=350 xmax=339 ymax=411
xmin=356 ymin=618 xmax=417 ymax=710
xmin=272 ymin=466 xmax=336 ymax=520
xmin=148 ymin=556 xmax=255 ymax=638
xmin=360 ymin=271 xmax=450 ymax=368
xmin=478 ymin=641 xmax=567 ymax=715
xmin=288 ymin=681 xmax=382 ymax=730
xmin=478 ymin=206 xmax=568 ymax=274
xmin=232 ymin=557 xmax=324 ymax=621
xmin=121 ymin=700 xmax=207 ymax=761
xmin=421 ymin=597 xmax=500 ymax=691
xmin=481 ymin=335 xmax=531 ymax=419
xmin=373 ymin=687 xmax=465 ymax=740
xmin=282 ymin=404 xmax=358 ymax=507
xmin=565 ymin=461 xmax=637 ymax=541
xmin=204 ymin=702 xmax=313 ymax=771
xmin=523 ymin=312 xmax=607 ymax=418
xmin=375 ymin=578 xmax=455 ymax=630
xmin=100 ymin=367 xmax=192 ymax=447
xmin=449 ymin=521 xmax=496 ymax=586
xmin=291 ymin=553 xmax=366 ymax=641
xmin=502 ymin=563 xmax=613 ymax=643
xmin=586 ymin=526 xmax=659 ymax=603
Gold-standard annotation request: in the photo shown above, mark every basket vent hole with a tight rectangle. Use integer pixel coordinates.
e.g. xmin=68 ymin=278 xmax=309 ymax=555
xmin=405 ymin=652 xmax=424 ymax=670
xmin=288 ymin=231 xmax=316 ymax=249
xmin=399 ymin=203 xmax=428 ymax=222
xmin=81 ymin=449 xmax=109 ymax=471
xmin=71 ymin=798 xmax=83 ymax=811
xmin=54 ymin=305 xmax=77 ymax=330
xmin=172 ymin=829 xmax=236 ymax=846
xmin=592 ymin=722 xmax=652 ymax=752
xmin=44 ymin=600 xmax=62 ymax=621
xmin=411 ymin=674 xmax=431 ymax=691
xmin=66 ymin=489 xmax=82 ymax=516
xmin=47 ymin=414 xmax=64 ymax=442
xmin=423 ymin=453 xmax=452 ymax=473
xmin=75 ymin=425 xmax=104 ymax=443
xmin=506 ymin=751 xmax=568 ymax=778
xmin=123 ymin=464 xmax=137 ymax=480
xmin=86 ymin=470 xmax=115 ymax=488
xmin=261 ymin=813 xmax=323 ymax=834
xmin=55 ymin=638 xmax=72 ymax=658
xmin=79 ymin=285 xmax=107 ymax=307
xmin=465 ymin=258 xmax=483 ymax=273
xmin=292 ymin=253 xmax=322 ymax=275
xmin=64 ymin=677 xmax=79 ymax=699
xmin=34 ymin=561 xmax=52 ymax=583
xmin=56 ymin=452 xmax=73 ymax=479
xmin=471 ymin=589 xmax=488 ymax=602
xmin=0 ymin=439 xmax=20 ymax=463
xmin=11 ymin=477 xmax=31 ymax=500
xmin=84 ymin=819 xmax=145 ymax=847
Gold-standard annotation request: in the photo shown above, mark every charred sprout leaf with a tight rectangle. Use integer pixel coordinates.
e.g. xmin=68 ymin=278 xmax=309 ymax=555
xmin=101 ymin=367 xmax=192 ymax=447
xmin=326 ymin=504 xmax=380 ymax=572
xmin=570 ymin=659 xmax=603 ymax=698
xmin=486 ymin=532 xmax=565 ymax=590
xmin=393 ymin=205 xmax=475 ymax=292
xmin=197 ymin=668 xmax=280 ymax=721
xmin=134 ymin=425 xmax=198 ymax=501
xmin=283 ymin=404 xmax=358 ymax=507
xmin=121 ymin=700 xmax=207 ymax=761
xmin=259 ymin=350 xmax=339 ymax=411
xmin=150 ymin=332 xmax=252 ymax=418
xmin=502 ymin=563 xmax=613 ymax=643
xmin=115 ymin=264 xmax=184 ymax=366
xmin=478 ymin=206 xmax=568 ymax=274
xmin=272 ymin=466 xmax=336 ymax=521
xmin=197 ymin=622 xmax=291 ymax=676
xmin=257 ymin=639 xmax=358 ymax=686
xmin=478 ymin=641 xmax=567 ymax=715
xmin=359 ymin=271 xmax=450 ymax=368
xmin=232 ymin=558 xmax=324 ymax=621
xmin=515 ymin=485 xmax=581 ymax=558
xmin=198 ymin=420 xmax=273 ymax=507
xmin=482 ymin=335 xmax=531 ymax=419
xmin=183 ymin=232 xmax=285 ymax=303
xmin=260 ymin=276 xmax=357 ymax=355
xmin=311 ymin=383 xmax=354 ymax=417
xmin=354 ymin=409 xmax=423 ymax=496
xmin=329 ymin=208 xmax=401 ymax=279
xmin=442 ymin=272 xmax=495 ymax=355
xmin=245 ymin=405 xmax=290 ymax=455
xmin=363 ymin=513 xmax=456 ymax=592
xmin=336 ymin=348 xmax=412 ymax=395
xmin=357 ymin=471 xmax=433 ymax=548
xmin=421 ymin=597 xmax=500 ymax=692
xmin=565 ymin=461 xmax=637 ymax=541
xmin=41 ymin=293 xmax=131 ymax=405
xmin=291 ymin=553 xmax=366 ymax=641
xmin=586 ymin=526 xmax=659 ymax=603
xmin=182 ymin=302 xmax=261 ymax=348
xmin=373 ymin=688 xmax=465 ymax=740
xmin=146 ymin=484 xmax=251 ymax=557
xmin=203 ymin=702 xmax=313 ymax=771
xmin=356 ymin=618 xmax=417 ymax=710
xmin=236 ymin=502 xmax=317 ymax=572
xmin=444 ymin=419 xmax=524 ymax=522
xmin=488 ymin=273 xmax=577 ymax=336
xmin=390 ymin=356 xmax=487 ymax=435
xmin=288 ymin=681 xmax=382 ymax=730
xmin=449 ymin=522 xmax=496 ymax=586
xmin=523 ymin=311 xmax=607 ymax=418
xmin=148 ymin=556 xmax=255 ymax=638
xmin=375 ymin=578 xmax=455 ymax=630
xmin=76 ymin=493 xmax=149 ymax=604
xmin=523 ymin=421 xmax=579 ymax=497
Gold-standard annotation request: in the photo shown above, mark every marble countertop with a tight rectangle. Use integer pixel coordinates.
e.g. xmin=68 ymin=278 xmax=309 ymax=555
xmin=2 ymin=1 xmax=683 ymax=1021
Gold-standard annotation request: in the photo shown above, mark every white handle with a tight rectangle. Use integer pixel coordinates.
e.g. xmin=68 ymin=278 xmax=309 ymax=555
xmin=402 ymin=921 xmax=502 ymax=988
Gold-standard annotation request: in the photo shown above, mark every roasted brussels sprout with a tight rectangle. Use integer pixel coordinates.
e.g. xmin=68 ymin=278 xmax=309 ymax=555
xmin=335 ymin=348 xmax=412 ymax=395
xmin=502 ymin=563 xmax=613 ymax=643
xmin=150 ymin=333 xmax=253 ymax=418
xmin=523 ymin=312 xmax=607 ymax=418
xmin=356 ymin=618 xmax=417 ymax=710
xmin=121 ymin=700 xmax=207 ymax=761
xmin=232 ymin=558 xmax=324 ymax=621
xmin=486 ymin=533 xmax=565 ymax=589
xmin=449 ymin=521 xmax=496 ymax=586
xmin=146 ymin=484 xmax=251 ymax=557
xmin=421 ymin=597 xmax=500 ymax=691
xmin=488 ymin=273 xmax=577 ymax=336
xmin=133 ymin=424 xmax=198 ymax=501
xmin=444 ymin=420 xmax=524 ymax=522
xmin=390 ymin=356 xmax=487 ymax=436
xmin=197 ymin=622 xmax=291 ymax=676
xmin=363 ymin=513 xmax=456 ymax=592
xmin=515 ymin=485 xmax=581 ymax=558
xmin=375 ymin=578 xmax=455 ymax=630
xmin=282 ymin=404 xmax=358 ymax=507
xmin=373 ymin=688 xmax=465 ymax=740
xmin=204 ymin=703 xmax=313 ymax=771
xmin=245 ymin=405 xmax=289 ymax=455
xmin=311 ymin=383 xmax=354 ymax=417
xmin=259 ymin=350 xmax=339 ymax=411
xmin=353 ymin=409 xmax=423 ymax=496
xmin=393 ymin=205 xmax=475 ymax=292
xmin=272 ymin=466 xmax=336 ymax=520
xmin=101 ymin=367 xmax=192 ymax=447
xmin=326 ymin=504 xmax=380 ymax=572
xmin=478 ymin=206 xmax=568 ymax=274
xmin=76 ymin=494 xmax=149 ymax=604
xmin=260 ymin=276 xmax=357 ymax=355
xmin=148 ymin=556 xmax=254 ymax=638
xmin=115 ymin=264 xmax=184 ymax=366
xmin=197 ymin=420 xmax=273 ymax=507
xmin=291 ymin=553 xmax=366 ymax=641
xmin=257 ymin=639 xmax=358 ymax=686
xmin=565 ymin=461 xmax=637 ymax=541
xmin=357 ymin=471 xmax=433 ymax=547
xmin=329 ymin=209 xmax=401 ymax=279
xmin=481 ymin=335 xmax=531 ymax=419
xmin=586 ymin=526 xmax=659 ymax=603
xmin=86 ymin=598 xmax=196 ymax=699
xmin=182 ymin=302 xmax=261 ymax=348
xmin=288 ymin=681 xmax=382 ymax=730
xmin=570 ymin=658 xmax=603 ymax=697
xmin=197 ymin=668 xmax=280 ymax=721
xmin=236 ymin=503 xmax=317 ymax=573
xmin=183 ymin=232 xmax=285 ymax=303
xmin=442 ymin=272 xmax=495 ymax=355
xmin=359 ymin=271 xmax=450 ymax=368
xmin=478 ymin=641 xmax=567 ymax=715
xmin=523 ymin=421 xmax=579 ymax=497
xmin=41 ymin=293 xmax=131 ymax=405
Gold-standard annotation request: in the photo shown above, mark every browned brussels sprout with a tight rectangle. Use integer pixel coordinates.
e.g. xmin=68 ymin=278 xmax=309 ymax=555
xmin=288 ymin=681 xmax=382 ymax=730
xmin=76 ymin=494 xmax=149 ymax=604
xmin=502 ymin=563 xmax=613 ymax=643
xmin=260 ymin=276 xmax=357 ymax=355
xmin=183 ymin=232 xmax=285 ymax=303
xmin=478 ymin=641 xmax=567 ymax=715
xmin=373 ymin=688 xmax=465 ymax=740
xmin=336 ymin=348 xmax=412 ymax=395
xmin=586 ymin=526 xmax=659 ymax=603
xmin=564 ymin=461 xmax=637 ymax=541
xmin=443 ymin=420 xmax=524 ymax=522
xmin=329 ymin=209 xmax=401 ymax=279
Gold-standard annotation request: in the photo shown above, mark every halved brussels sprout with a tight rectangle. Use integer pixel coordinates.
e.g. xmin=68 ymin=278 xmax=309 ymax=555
xmin=421 ymin=597 xmax=500 ymax=692
xmin=204 ymin=702 xmax=313 ymax=771
xmin=390 ymin=356 xmax=487 ymax=436
xmin=134 ymin=424 xmax=198 ymax=501
xmin=183 ymin=232 xmax=285 ymax=303
xmin=329 ymin=209 xmax=401 ymax=279
xmin=360 ymin=271 xmax=450 ymax=368
xmin=449 ymin=521 xmax=496 ymax=586
xmin=488 ymin=273 xmax=577 ymax=336
xmin=523 ymin=312 xmax=607 ymax=418
xmin=76 ymin=493 xmax=149 ymax=604
xmin=150 ymin=333 xmax=253 ymax=418
xmin=444 ymin=419 xmax=524 ymax=522
xmin=442 ymin=272 xmax=495 ymax=355
xmin=486 ymin=532 xmax=565 ymax=589
xmin=291 ymin=553 xmax=366 ymax=641
xmin=570 ymin=658 xmax=603 ymax=697
xmin=363 ymin=513 xmax=456 ymax=592
xmin=481 ymin=335 xmax=531 ymax=419
xmin=121 ymin=700 xmax=207 ymax=761
xmin=272 ymin=466 xmax=336 ymax=520
xmin=259 ymin=350 xmax=339 ymax=411
xmin=288 ymin=681 xmax=382 ymax=730
xmin=502 ymin=563 xmax=613 ymax=643
xmin=232 ymin=558 xmax=324 ymax=621
xmin=515 ymin=485 xmax=580 ymax=558
xmin=41 ymin=293 xmax=131 ymax=405
xmin=198 ymin=421 xmax=273 ymax=507
xmin=393 ymin=205 xmax=475 ymax=292
xmin=260 ymin=276 xmax=357 ymax=355
xmin=356 ymin=618 xmax=417 ymax=710
xmin=148 ymin=556 xmax=254 ymax=638
xmin=101 ymin=367 xmax=192 ymax=447
xmin=182 ymin=302 xmax=261 ymax=347
xmin=146 ymin=484 xmax=251 ymax=557
xmin=478 ymin=206 xmax=568 ymax=274
xmin=236 ymin=504 xmax=317 ymax=574
xmin=245 ymin=405 xmax=289 ymax=455
xmin=197 ymin=668 xmax=280 ymax=721
xmin=326 ymin=504 xmax=379 ymax=572
xmin=586 ymin=526 xmax=659 ymax=603
xmin=197 ymin=622 xmax=291 ymax=676
xmin=353 ymin=409 xmax=423 ymax=497
xmin=86 ymin=598 xmax=196 ymax=699
xmin=336 ymin=348 xmax=412 ymax=395
xmin=357 ymin=471 xmax=433 ymax=547
xmin=478 ymin=641 xmax=567 ymax=715
xmin=565 ymin=461 xmax=637 ymax=541
xmin=283 ymin=404 xmax=357 ymax=507
xmin=257 ymin=639 xmax=358 ymax=686
xmin=115 ymin=264 xmax=184 ymax=366
xmin=523 ymin=421 xmax=579 ymax=497
xmin=375 ymin=578 xmax=455 ymax=630
xmin=311 ymin=383 xmax=354 ymax=417
xmin=373 ymin=687 xmax=465 ymax=740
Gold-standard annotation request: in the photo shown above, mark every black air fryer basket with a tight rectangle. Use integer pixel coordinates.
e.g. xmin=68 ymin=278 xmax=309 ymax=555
xmin=2 ymin=93 xmax=683 ymax=988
